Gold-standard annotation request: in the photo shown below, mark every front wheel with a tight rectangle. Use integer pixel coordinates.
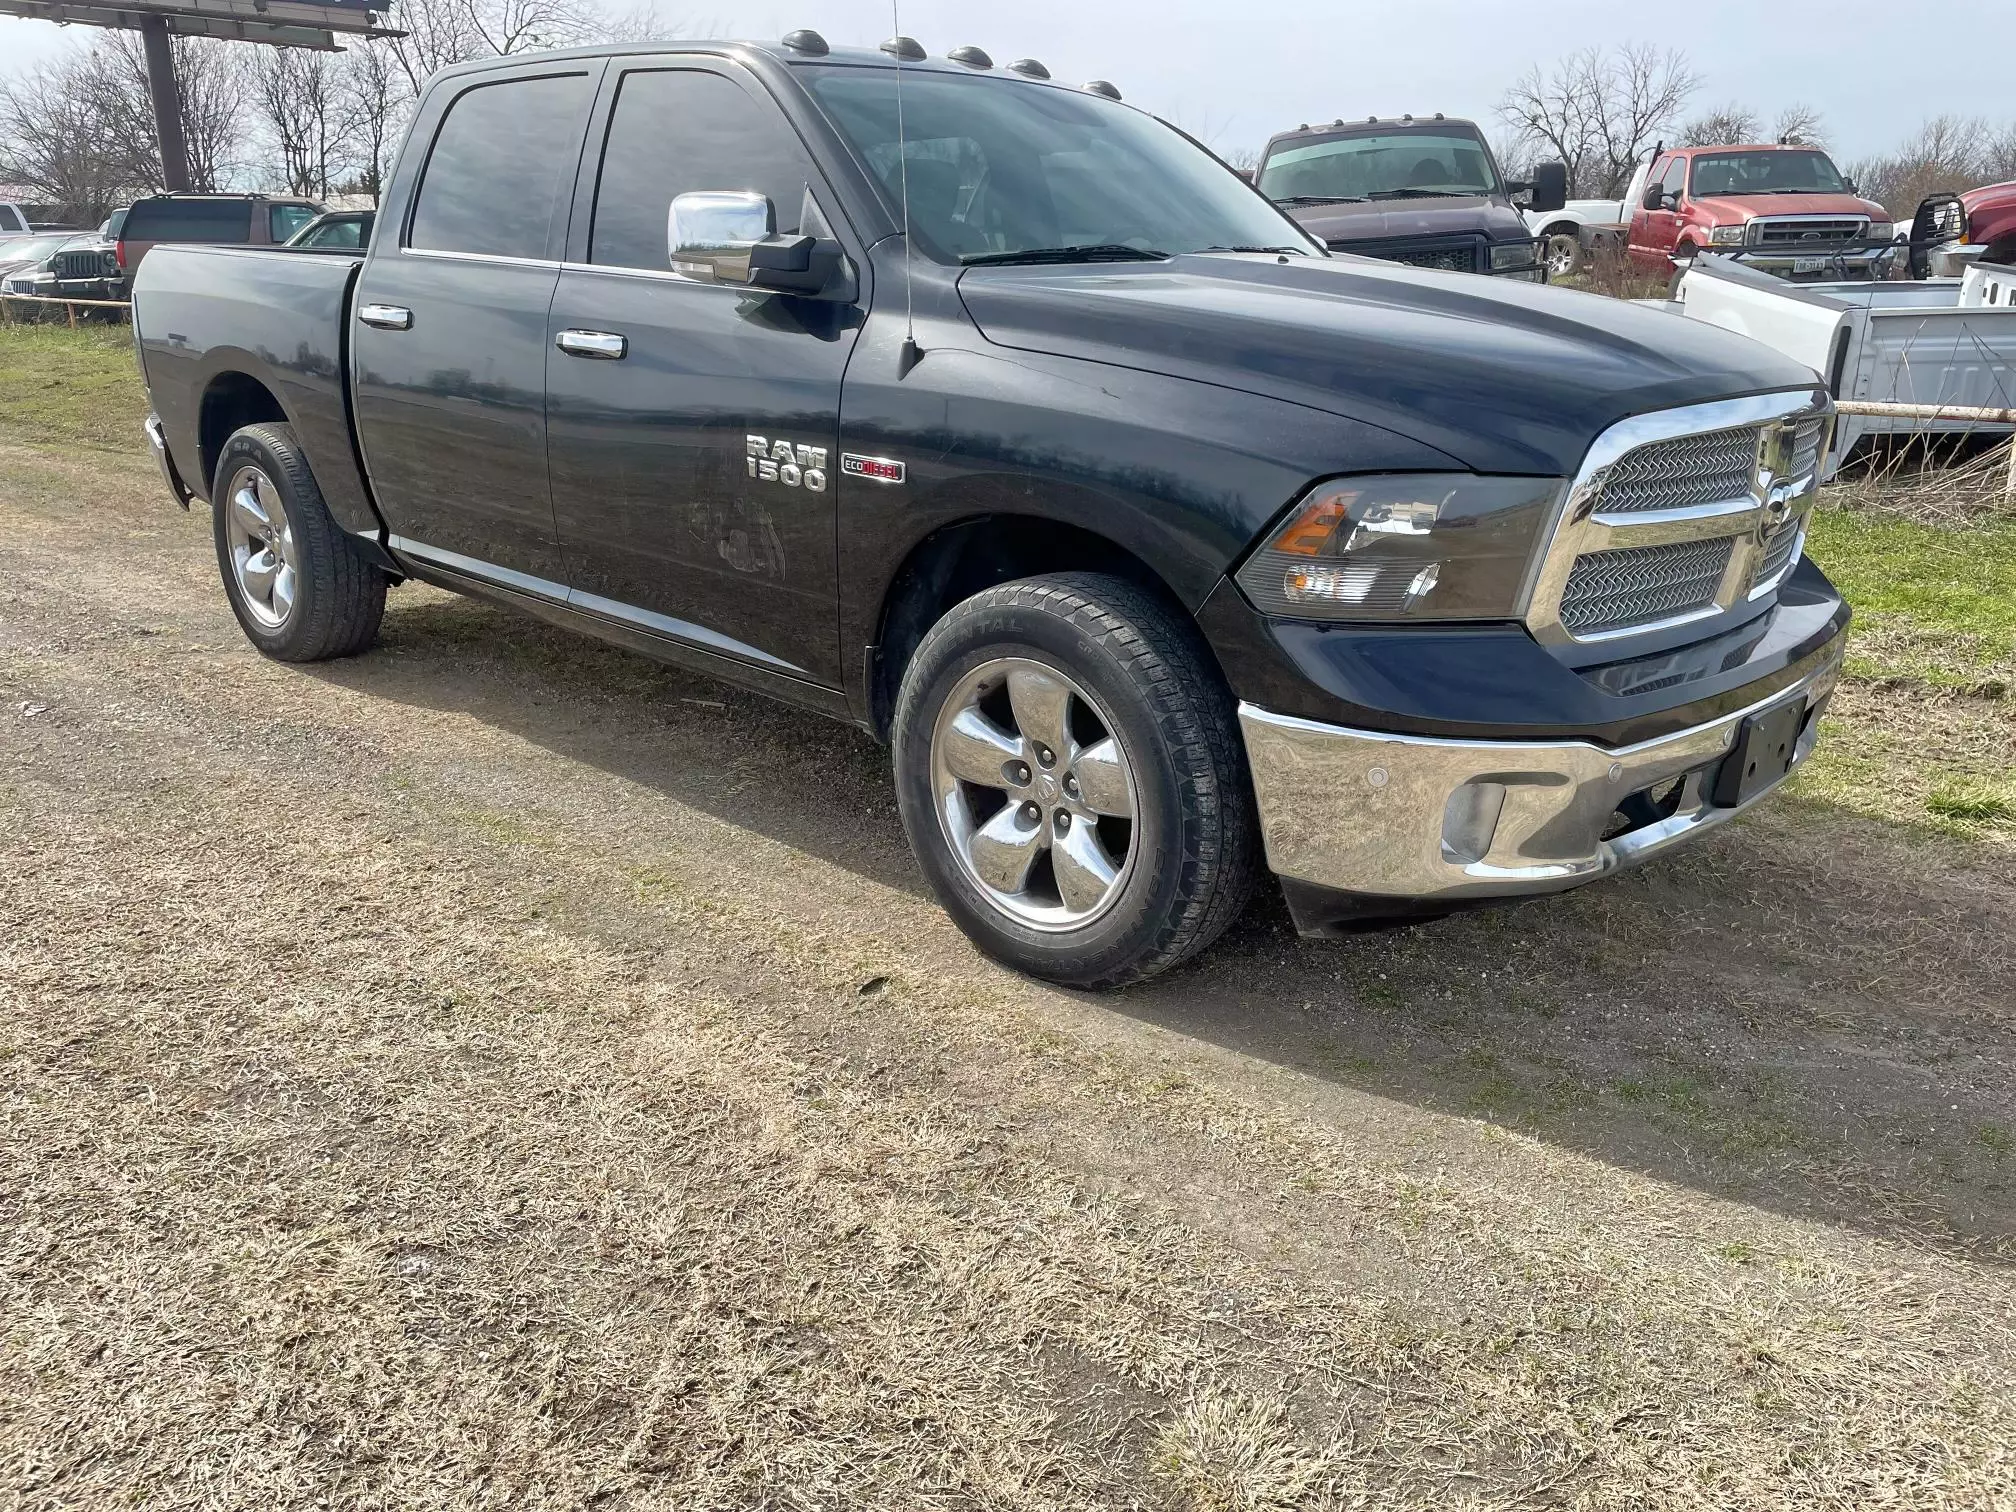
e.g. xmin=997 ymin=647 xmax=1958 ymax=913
xmin=1543 ymin=231 xmax=1582 ymax=280
xmin=892 ymin=574 xmax=1259 ymax=989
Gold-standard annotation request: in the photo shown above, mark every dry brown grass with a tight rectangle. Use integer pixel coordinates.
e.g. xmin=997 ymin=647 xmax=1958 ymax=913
xmin=5 ymin=391 xmax=2016 ymax=1506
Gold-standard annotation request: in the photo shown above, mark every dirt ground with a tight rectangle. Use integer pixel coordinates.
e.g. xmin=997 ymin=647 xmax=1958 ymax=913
xmin=3 ymin=436 xmax=2015 ymax=1510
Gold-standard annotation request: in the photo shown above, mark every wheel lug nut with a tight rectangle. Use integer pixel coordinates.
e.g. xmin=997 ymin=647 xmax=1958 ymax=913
xmin=1022 ymin=801 xmax=1041 ymax=823
xmin=1037 ymin=747 xmax=1055 ymax=768
xmin=1054 ymin=811 xmax=1070 ymax=833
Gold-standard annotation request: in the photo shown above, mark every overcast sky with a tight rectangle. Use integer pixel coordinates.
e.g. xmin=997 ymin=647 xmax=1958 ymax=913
xmin=0 ymin=0 xmax=2002 ymax=165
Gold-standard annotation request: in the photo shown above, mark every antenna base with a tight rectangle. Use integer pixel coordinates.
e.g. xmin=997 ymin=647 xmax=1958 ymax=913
xmin=898 ymin=336 xmax=924 ymax=377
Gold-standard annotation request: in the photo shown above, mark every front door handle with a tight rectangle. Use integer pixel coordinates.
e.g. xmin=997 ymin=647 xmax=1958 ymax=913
xmin=555 ymin=329 xmax=628 ymax=360
xmin=359 ymin=303 xmax=412 ymax=330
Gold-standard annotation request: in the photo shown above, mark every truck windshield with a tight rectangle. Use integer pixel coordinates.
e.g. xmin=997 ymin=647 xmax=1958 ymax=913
xmin=1257 ymin=130 xmax=1500 ymax=201
xmin=1689 ymin=151 xmax=1848 ymax=196
xmin=805 ymin=68 xmax=1318 ymax=264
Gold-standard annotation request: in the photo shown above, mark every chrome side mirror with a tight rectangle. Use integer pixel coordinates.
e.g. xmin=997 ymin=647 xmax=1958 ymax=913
xmin=668 ymin=190 xmax=775 ymax=283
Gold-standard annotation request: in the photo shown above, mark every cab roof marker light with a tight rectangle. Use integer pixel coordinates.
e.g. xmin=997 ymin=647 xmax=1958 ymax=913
xmin=1087 ymin=80 xmax=1123 ymax=100
xmin=947 ymin=45 xmax=993 ymax=68
xmin=1007 ymin=58 xmax=1051 ymax=78
xmin=781 ymin=28 xmax=829 ymax=54
xmin=879 ymin=35 xmax=926 ymax=60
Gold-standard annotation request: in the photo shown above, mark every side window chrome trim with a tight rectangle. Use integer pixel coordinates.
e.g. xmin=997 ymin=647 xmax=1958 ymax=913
xmin=557 ymin=259 xmax=742 ymax=288
xmin=400 ymin=246 xmax=562 ymax=270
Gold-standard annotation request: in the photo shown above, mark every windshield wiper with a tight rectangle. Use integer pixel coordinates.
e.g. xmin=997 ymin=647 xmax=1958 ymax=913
xmin=960 ymin=244 xmax=1168 ymax=266
xmin=1197 ymin=244 xmax=1311 ymax=255
xmin=1364 ymin=188 xmax=1477 ymax=199
xmin=1274 ymin=194 xmax=1367 ymax=206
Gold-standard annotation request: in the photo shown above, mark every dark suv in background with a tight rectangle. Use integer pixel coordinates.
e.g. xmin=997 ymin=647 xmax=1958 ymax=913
xmin=117 ymin=193 xmax=321 ymax=282
xmin=1259 ymin=115 xmax=1564 ymax=280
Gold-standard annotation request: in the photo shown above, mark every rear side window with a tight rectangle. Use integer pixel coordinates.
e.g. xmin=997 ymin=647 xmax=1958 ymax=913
xmin=0 ymin=205 xmax=27 ymax=233
xmin=589 ymin=69 xmax=815 ymax=270
xmin=410 ymin=73 xmax=593 ymax=260
xmin=122 ymin=198 xmax=254 ymax=242
xmin=270 ymin=204 xmax=318 ymax=242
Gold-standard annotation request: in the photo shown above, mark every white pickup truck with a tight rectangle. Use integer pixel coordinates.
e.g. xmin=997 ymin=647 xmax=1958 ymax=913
xmin=1668 ymin=257 xmax=2016 ymax=470
xmin=1525 ymin=192 xmax=1629 ymax=278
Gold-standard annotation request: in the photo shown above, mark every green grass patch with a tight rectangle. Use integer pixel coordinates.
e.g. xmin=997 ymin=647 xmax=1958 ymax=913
xmin=1805 ymin=504 xmax=2016 ymax=694
xmin=0 ymin=319 xmax=148 ymax=451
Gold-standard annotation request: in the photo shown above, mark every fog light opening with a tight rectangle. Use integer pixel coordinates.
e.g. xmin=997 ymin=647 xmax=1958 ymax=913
xmin=1441 ymin=781 xmax=1507 ymax=865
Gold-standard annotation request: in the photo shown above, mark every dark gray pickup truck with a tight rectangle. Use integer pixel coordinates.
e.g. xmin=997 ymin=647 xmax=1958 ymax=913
xmin=132 ymin=33 xmax=1849 ymax=988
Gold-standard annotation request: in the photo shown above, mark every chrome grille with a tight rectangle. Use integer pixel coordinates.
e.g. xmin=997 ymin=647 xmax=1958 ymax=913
xmin=1751 ymin=216 xmax=1867 ymax=246
xmin=1753 ymin=520 xmax=1805 ymax=590
xmin=1788 ymin=414 xmax=1826 ymax=478
xmin=1594 ymin=424 xmax=1760 ymax=513
xmin=1559 ymin=537 xmax=1735 ymax=636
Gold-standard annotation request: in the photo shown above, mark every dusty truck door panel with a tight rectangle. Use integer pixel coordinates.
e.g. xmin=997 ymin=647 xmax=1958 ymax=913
xmin=351 ymin=66 xmax=599 ymax=587
xmin=544 ymin=61 xmax=861 ymax=687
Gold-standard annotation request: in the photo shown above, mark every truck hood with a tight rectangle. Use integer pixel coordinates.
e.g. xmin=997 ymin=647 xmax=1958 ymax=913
xmin=1285 ymin=196 xmax=1530 ymax=245
xmin=1692 ymin=193 xmax=1889 ymax=224
xmin=956 ymin=253 xmax=1821 ymax=476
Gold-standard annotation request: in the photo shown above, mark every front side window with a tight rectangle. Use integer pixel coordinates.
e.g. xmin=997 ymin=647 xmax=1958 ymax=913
xmin=410 ymin=73 xmax=593 ymax=259
xmin=1258 ymin=130 xmax=1501 ymax=202
xmin=270 ymin=204 xmax=319 ymax=242
xmin=1659 ymin=157 xmax=1687 ymax=196
xmin=590 ymin=69 xmax=818 ymax=270
xmin=808 ymin=68 xmax=1316 ymax=263
xmin=304 ymin=218 xmax=365 ymax=248
xmin=1689 ymin=151 xmax=1848 ymax=197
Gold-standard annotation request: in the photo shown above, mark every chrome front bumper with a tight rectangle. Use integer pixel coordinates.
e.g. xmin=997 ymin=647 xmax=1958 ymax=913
xmin=1238 ymin=652 xmax=1841 ymax=904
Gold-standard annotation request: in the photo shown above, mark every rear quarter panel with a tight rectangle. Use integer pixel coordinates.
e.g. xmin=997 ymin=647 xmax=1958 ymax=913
xmin=133 ymin=246 xmax=378 ymax=533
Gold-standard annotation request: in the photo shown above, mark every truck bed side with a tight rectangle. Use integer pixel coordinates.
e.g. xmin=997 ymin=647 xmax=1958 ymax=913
xmin=132 ymin=246 xmax=380 ymax=536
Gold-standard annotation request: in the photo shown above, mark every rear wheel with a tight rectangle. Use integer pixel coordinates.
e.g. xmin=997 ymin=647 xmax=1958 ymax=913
xmin=892 ymin=573 xmax=1258 ymax=989
xmin=211 ymin=423 xmax=386 ymax=662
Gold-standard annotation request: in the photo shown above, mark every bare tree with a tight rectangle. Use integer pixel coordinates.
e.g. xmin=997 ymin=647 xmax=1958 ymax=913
xmin=337 ymin=41 xmax=409 ymax=199
xmin=0 ymin=35 xmax=244 ymax=218
xmin=253 ymin=46 xmax=344 ymax=198
xmin=1848 ymin=114 xmax=2016 ymax=218
xmin=102 ymin=33 xmax=246 ymax=191
xmin=0 ymin=49 xmax=145 ymax=221
xmin=1497 ymin=49 xmax=1604 ymax=195
xmin=1498 ymin=44 xmax=1698 ymax=198
xmin=1771 ymin=104 xmax=1826 ymax=147
xmin=1585 ymin=44 xmax=1697 ymax=194
xmin=1677 ymin=103 xmax=1759 ymax=148
xmin=463 ymin=0 xmax=599 ymax=56
xmin=385 ymin=0 xmax=485 ymax=96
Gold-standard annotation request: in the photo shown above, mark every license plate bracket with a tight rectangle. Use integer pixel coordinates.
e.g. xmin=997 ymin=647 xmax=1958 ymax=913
xmin=1793 ymin=256 xmax=1827 ymax=274
xmin=1712 ymin=700 xmax=1806 ymax=807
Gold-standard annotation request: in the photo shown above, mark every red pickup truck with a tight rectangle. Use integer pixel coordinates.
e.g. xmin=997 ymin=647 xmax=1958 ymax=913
xmin=1914 ymin=179 xmax=2016 ymax=274
xmin=1627 ymin=143 xmax=1893 ymax=277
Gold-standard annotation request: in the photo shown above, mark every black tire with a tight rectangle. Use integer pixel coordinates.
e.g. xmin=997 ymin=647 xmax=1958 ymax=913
xmin=211 ymin=422 xmax=386 ymax=662
xmin=892 ymin=573 xmax=1259 ymax=989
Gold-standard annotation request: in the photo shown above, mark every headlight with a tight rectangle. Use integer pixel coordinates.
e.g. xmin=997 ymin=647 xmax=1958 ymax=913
xmin=1489 ymin=239 xmax=1538 ymax=271
xmin=1868 ymin=221 xmax=1894 ymax=240
xmin=1235 ymin=475 xmax=1563 ymax=621
xmin=1709 ymin=224 xmax=1747 ymax=246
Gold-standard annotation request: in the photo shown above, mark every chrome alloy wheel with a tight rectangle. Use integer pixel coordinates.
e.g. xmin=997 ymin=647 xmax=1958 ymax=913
xmin=1544 ymin=232 xmax=1581 ymax=279
xmin=223 ymin=464 xmax=298 ymax=629
xmin=929 ymin=657 xmax=1138 ymax=932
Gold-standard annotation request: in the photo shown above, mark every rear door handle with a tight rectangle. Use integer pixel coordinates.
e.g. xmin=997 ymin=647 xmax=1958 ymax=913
xmin=555 ymin=329 xmax=628 ymax=360
xmin=359 ymin=303 xmax=412 ymax=330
